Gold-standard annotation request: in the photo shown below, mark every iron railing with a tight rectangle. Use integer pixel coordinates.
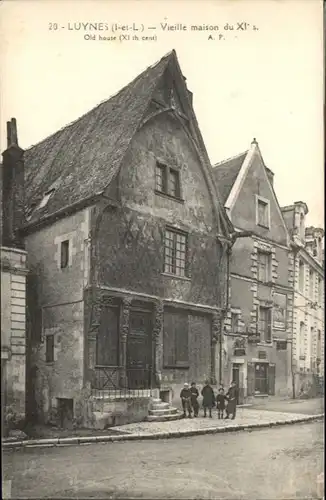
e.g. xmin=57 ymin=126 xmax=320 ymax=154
xmin=92 ymin=366 xmax=154 ymax=399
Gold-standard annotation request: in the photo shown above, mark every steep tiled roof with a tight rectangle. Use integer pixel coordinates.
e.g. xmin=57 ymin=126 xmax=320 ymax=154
xmin=212 ymin=152 xmax=247 ymax=204
xmin=24 ymin=52 xmax=173 ymax=224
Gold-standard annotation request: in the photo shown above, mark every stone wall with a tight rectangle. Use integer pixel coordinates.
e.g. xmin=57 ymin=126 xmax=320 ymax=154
xmin=1 ymin=246 xmax=28 ymax=420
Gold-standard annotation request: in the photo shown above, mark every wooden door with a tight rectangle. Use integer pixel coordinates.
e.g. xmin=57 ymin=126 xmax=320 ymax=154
xmin=127 ymin=309 xmax=153 ymax=389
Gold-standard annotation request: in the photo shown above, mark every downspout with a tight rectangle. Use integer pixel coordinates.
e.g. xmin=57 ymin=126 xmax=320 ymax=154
xmin=291 ymin=245 xmax=299 ymax=399
xmin=219 ymin=243 xmax=231 ymax=386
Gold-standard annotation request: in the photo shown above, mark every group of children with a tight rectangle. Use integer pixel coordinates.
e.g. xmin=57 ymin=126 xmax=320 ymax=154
xmin=180 ymin=380 xmax=238 ymax=420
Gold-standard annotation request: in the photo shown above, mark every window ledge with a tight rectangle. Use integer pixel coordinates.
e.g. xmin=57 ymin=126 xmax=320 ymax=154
xmin=257 ymin=342 xmax=273 ymax=348
xmin=163 ymin=365 xmax=190 ymax=370
xmin=155 ymin=190 xmax=184 ymax=204
xmin=161 ymin=273 xmax=191 ymax=282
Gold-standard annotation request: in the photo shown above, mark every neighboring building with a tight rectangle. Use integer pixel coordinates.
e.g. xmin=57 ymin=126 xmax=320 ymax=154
xmin=281 ymin=202 xmax=324 ymax=396
xmin=1 ymin=119 xmax=28 ymax=425
xmin=20 ymin=50 xmax=233 ymax=428
xmin=212 ymin=139 xmax=294 ymax=402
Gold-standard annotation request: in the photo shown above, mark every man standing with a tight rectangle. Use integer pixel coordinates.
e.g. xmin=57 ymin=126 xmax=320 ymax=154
xmin=190 ymin=382 xmax=199 ymax=417
xmin=201 ymin=380 xmax=215 ymax=418
xmin=180 ymin=383 xmax=192 ymax=418
xmin=225 ymin=381 xmax=238 ymax=420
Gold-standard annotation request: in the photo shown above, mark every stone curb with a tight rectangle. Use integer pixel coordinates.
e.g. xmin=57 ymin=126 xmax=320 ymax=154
xmin=2 ymin=414 xmax=324 ymax=450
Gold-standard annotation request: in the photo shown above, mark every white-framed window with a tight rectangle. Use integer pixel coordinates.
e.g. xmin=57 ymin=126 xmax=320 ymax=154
xmin=164 ymin=228 xmax=188 ymax=277
xmin=255 ymin=195 xmax=270 ymax=228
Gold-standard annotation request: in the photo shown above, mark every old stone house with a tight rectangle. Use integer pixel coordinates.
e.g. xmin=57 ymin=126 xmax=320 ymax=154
xmin=19 ymin=50 xmax=233 ymax=428
xmin=212 ymin=139 xmax=294 ymax=402
xmin=281 ymin=202 xmax=324 ymax=397
xmin=1 ymin=119 xmax=28 ymax=427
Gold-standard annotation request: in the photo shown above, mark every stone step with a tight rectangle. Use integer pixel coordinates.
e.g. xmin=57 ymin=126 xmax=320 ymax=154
xmin=146 ymin=412 xmax=183 ymax=422
xmin=151 ymin=398 xmax=162 ymax=404
xmin=149 ymin=407 xmax=178 ymax=416
xmin=151 ymin=402 xmax=170 ymax=410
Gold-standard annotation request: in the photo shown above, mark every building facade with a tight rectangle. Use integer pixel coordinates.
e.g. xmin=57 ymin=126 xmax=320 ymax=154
xmin=21 ymin=51 xmax=232 ymax=428
xmin=212 ymin=139 xmax=294 ymax=401
xmin=1 ymin=119 xmax=28 ymax=427
xmin=282 ymin=202 xmax=324 ymax=397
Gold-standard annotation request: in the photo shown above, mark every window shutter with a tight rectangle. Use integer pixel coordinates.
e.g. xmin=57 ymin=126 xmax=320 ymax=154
xmin=96 ymin=306 xmax=119 ymax=366
xmin=247 ymin=362 xmax=255 ymax=396
xmin=267 ymin=363 xmax=276 ymax=395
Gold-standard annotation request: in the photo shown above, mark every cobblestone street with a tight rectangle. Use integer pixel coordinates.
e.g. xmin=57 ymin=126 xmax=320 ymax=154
xmin=3 ymin=421 xmax=323 ymax=499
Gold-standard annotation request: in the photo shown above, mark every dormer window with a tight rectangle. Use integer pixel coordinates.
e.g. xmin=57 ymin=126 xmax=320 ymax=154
xmin=38 ymin=189 xmax=55 ymax=210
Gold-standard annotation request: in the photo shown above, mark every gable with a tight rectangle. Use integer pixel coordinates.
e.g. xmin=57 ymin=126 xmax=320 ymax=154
xmin=230 ymin=149 xmax=289 ymax=245
xmin=212 ymin=152 xmax=247 ymax=204
xmin=23 ymin=52 xmax=173 ymax=227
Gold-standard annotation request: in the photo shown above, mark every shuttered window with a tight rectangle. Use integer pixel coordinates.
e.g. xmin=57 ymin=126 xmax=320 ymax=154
xmin=96 ymin=306 xmax=120 ymax=366
xmin=163 ymin=309 xmax=189 ymax=367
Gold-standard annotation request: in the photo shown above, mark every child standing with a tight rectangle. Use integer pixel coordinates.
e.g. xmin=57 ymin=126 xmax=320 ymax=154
xmin=201 ymin=380 xmax=215 ymax=418
xmin=190 ymin=382 xmax=199 ymax=417
xmin=216 ymin=387 xmax=227 ymax=419
xmin=180 ymin=383 xmax=192 ymax=418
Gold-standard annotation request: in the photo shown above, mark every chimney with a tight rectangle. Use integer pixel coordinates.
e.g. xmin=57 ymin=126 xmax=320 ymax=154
xmin=1 ymin=118 xmax=25 ymax=249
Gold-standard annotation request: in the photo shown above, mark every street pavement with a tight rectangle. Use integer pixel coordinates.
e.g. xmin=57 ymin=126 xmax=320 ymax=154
xmin=109 ymin=407 xmax=320 ymax=437
xmin=246 ymin=396 xmax=324 ymax=415
xmin=3 ymin=421 xmax=324 ymax=499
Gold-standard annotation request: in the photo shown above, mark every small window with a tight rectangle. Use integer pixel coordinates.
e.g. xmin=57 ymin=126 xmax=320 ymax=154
xmin=257 ymin=251 xmax=271 ymax=282
xmin=299 ymin=260 xmax=305 ymax=292
xmin=155 ymin=162 xmax=181 ymax=198
xmin=256 ymin=197 xmax=269 ymax=227
xmin=164 ymin=228 xmax=188 ymax=277
xmin=46 ymin=334 xmax=54 ymax=363
xmin=309 ymin=269 xmax=314 ymax=298
xmin=231 ymin=313 xmax=239 ymax=333
xmin=318 ymin=278 xmax=323 ymax=303
xmin=60 ymin=240 xmax=69 ymax=269
xmin=258 ymin=307 xmax=272 ymax=343
xmin=276 ymin=340 xmax=287 ymax=351
xmin=318 ymin=329 xmax=321 ymax=341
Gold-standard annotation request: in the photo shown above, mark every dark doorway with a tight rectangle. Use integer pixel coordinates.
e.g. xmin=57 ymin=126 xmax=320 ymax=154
xmin=127 ymin=309 xmax=153 ymax=389
xmin=232 ymin=363 xmax=242 ymax=405
xmin=57 ymin=398 xmax=74 ymax=429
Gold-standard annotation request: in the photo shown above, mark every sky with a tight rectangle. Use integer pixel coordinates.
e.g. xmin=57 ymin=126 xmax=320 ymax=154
xmin=0 ymin=0 xmax=324 ymax=227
